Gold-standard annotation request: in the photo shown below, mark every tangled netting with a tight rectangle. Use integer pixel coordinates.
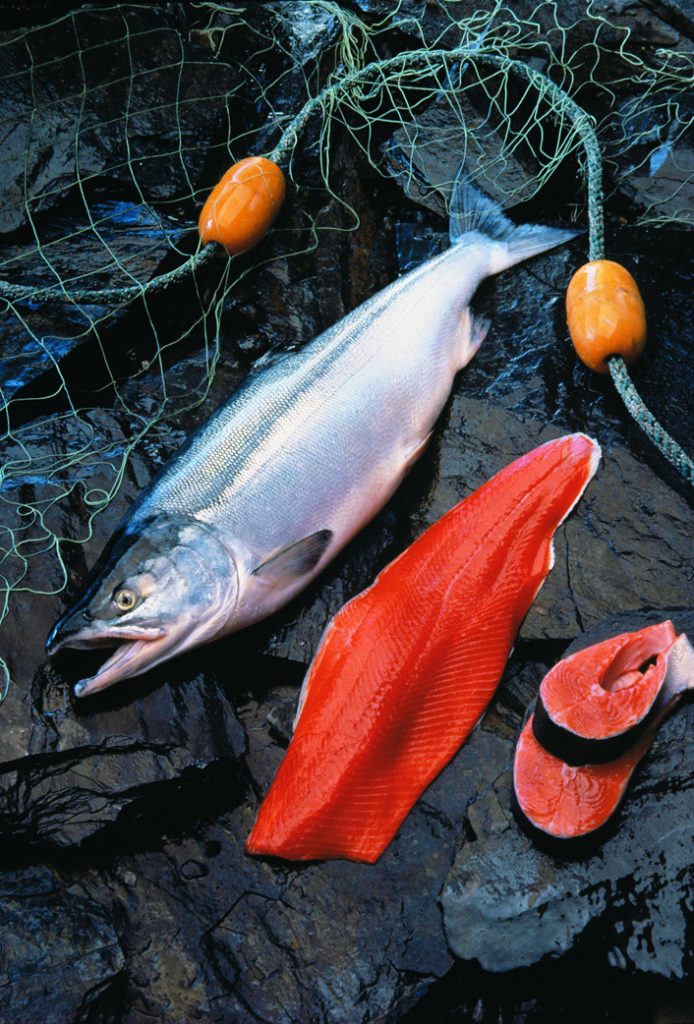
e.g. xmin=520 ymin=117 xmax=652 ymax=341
xmin=0 ymin=0 xmax=692 ymax=697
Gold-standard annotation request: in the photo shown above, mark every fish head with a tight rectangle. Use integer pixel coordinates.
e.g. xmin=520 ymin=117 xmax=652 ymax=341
xmin=46 ymin=515 xmax=237 ymax=697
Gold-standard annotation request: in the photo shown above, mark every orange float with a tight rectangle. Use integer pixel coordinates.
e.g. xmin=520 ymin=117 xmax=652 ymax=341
xmin=566 ymin=259 xmax=647 ymax=373
xmin=198 ymin=156 xmax=285 ymax=255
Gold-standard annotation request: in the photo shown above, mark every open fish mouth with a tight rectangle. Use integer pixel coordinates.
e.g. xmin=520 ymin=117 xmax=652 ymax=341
xmin=47 ymin=624 xmax=178 ymax=697
xmin=73 ymin=633 xmax=177 ymax=697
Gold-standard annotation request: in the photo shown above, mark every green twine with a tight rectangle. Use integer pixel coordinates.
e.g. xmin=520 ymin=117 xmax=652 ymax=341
xmin=517 ymin=54 xmax=694 ymax=486
xmin=2 ymin=45 xmax=603 ymax=300
xmin=0 ymin=41 xmax=690 ymax=485
xmin=0 ymin=240 xmax=215 ymax=305
xmin=607 ymin=356 xmax=694 ymax=483
xmin=270 ymin=46 xmax=606 ymax=261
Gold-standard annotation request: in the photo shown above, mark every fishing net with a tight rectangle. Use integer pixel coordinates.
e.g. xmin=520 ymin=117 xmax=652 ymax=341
xmin=0 ymin=0 xmax=692 ymax=697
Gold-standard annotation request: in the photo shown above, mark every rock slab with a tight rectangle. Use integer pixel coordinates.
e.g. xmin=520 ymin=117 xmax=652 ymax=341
xmin=0 ymin=865 xmax=124 ymax=1024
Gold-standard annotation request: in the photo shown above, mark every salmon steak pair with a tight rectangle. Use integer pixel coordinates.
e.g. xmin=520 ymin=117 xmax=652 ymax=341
xmin=514 ymin=622 xmax=694 ymax=841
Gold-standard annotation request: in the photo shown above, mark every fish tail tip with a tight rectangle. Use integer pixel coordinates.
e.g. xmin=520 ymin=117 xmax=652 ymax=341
xmin=549 ymin=432 xmax=602 ymax=466
xmin=448 ymin=175 xmax=579 ymax=263
xmin=570 ymin=432 xmax=602 ymax=475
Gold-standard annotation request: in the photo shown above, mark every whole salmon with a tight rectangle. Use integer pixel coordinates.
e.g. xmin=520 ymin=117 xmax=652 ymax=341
xmin=247 ymin=434 xmax=601 ymax=863
xmin=47 ymin=183 xmax=576 ymax=696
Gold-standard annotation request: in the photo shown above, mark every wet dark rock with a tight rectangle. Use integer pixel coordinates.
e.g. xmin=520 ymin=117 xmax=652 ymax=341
xmin=275 ymin=0 xmax=340 ymax=65
xmin=0 ymin=651 xmax=246 ymax=850
xmin=0 ymin=409 xmax=246 ymax=851
xmin=2 ymin=201 xmax=190 ymax=294
xmin=0 ymin=863 xmax=124 ymax=1023
xmin=399 ymin=947 xmax=694 ymax=1024
xmin=623 ymin=134 xmax=694 ymax=228
xmin=179 ymin=859 xmax=208 ymax=880
xmin=395 ymin=221 xmax=447 ymax=273
xmin=0 ymin=7 xmax=240 ymax=235
xmin=640 ymin=0 xmax=694 ymax=37
xmin=384 ymin=93 xmax=534 ymax=217
xmin=442 ymin=610 xmax=694 ymax=979
xmin=64 ymin=673 xmax=472 ymax=1024
xmin=0 ymin=304 xmax=75 ymax=402
xmin=1 ymin=203 xmax=191 ymax=412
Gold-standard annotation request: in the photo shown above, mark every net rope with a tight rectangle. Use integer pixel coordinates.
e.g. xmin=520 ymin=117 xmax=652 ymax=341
xmin=0 ymin=1 xmax=692 ymax=698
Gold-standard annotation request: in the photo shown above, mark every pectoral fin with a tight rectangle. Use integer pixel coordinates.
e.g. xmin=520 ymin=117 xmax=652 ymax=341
xmin=252 ymin=529 xmax=333 ymax=585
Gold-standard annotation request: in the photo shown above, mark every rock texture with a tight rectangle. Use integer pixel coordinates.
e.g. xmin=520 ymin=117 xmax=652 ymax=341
xmin=442 ymin=610 xmax=694 ymax=979
xmin=0 ymin=864 xmax=124 ymax=1023
xmin=0 ymin=6 xmax=239 ymax=235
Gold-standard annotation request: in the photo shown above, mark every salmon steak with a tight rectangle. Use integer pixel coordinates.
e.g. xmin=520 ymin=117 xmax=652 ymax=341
xmin=514 ymin=633 xmax=694 ymax=841
xmin=533 ymin=620 xmax=678 ymax=764
xmin=246 ymin=433 xmax=601 ymax=863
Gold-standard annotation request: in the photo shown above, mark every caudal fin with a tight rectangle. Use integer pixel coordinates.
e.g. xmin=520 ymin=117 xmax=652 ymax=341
xmin=449 ymin=176 xmax=580 ymax=270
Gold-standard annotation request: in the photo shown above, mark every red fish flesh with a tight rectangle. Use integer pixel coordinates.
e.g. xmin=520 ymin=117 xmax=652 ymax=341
xmin=514 ymin=633 xmax=694 ymax=841
xmin=533 ymin=620 xmax=678 ymax=763
xmin=247 ymin=433 xmax=601 ymax=863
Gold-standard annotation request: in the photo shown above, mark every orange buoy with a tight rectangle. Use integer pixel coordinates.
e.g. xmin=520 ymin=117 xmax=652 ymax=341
xmin=566 ymin=260 xmax=647 ymax=373
xmin=198 ymin=156 xmax=285 ymax=255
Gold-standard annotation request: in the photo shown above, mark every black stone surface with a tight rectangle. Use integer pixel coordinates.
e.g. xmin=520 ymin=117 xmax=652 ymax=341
xmin=0 ymin=864 xmax=124 ymax=1023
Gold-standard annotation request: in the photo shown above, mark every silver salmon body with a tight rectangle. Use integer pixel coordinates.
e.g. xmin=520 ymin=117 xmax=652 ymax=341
xmin=47 ymin=183 xmax=576 ymax=695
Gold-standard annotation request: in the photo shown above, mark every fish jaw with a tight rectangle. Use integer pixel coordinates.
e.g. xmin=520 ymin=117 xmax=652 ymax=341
xmin=58 ymin=613 xmax=223 ymax=697
xmin=73 ymin=627 xmax=189 ymax=697
xmin=46 ymin=607 xmax=168 ymax=655
xmin=47 ymin=614 xmax=193 ymax=697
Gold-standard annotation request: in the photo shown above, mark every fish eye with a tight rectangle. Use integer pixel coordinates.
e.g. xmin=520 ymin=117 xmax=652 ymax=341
xmin=113 ymin=588 xmax=139 ymax=613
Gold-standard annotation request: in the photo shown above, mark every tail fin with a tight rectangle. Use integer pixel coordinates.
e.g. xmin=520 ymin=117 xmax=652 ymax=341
xmin=449 ymin=175 xmax=580 ymax=271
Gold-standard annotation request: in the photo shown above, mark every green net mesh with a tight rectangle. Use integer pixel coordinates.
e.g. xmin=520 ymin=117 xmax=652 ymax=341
xmin=0 ymin=0 xmax=692 ymax=697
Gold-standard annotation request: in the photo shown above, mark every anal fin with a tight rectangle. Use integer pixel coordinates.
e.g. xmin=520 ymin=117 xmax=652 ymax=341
xmin=459 ymin=308 xmax=491 ymax=368
xmin=403 ymin=432 xmax=434 ymax=471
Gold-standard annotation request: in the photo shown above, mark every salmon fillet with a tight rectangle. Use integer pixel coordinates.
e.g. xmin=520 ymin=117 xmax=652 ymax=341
xmin=246 ymin=433 xmax=601 ymax=863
